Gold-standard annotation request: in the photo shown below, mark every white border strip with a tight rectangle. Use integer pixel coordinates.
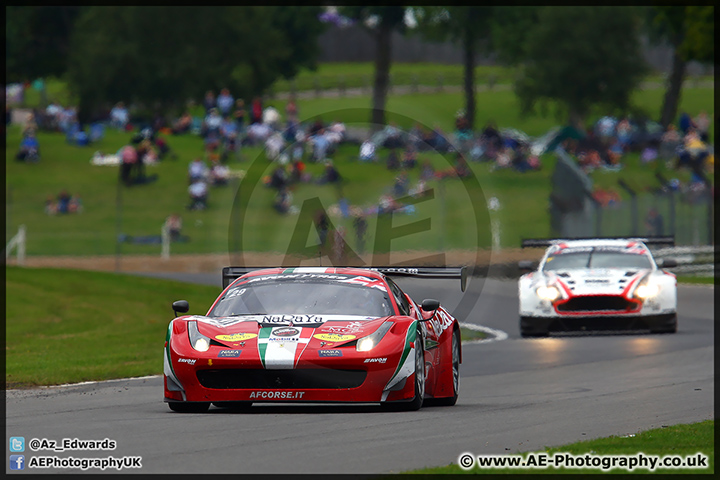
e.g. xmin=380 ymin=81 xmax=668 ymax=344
xmin=45 ymin=375 xmax=161 ymax=389
xmin=460 ymin=321 xmax=508 ymax=344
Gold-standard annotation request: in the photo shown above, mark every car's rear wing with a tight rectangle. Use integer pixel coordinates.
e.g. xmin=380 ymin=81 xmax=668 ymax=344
xmin=521 ymin=236 xmax=675 ymax=248
xmin=222 ymin=266 xmax=468 ymax=291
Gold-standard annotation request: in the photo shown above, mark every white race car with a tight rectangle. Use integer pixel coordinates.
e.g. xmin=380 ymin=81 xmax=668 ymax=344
xmin=518 ymin=237 xmax=678 ymax=337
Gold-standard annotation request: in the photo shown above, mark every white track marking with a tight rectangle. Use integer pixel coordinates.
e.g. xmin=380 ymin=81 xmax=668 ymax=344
xmin=460 ymin=322 xmax=508 ymax=344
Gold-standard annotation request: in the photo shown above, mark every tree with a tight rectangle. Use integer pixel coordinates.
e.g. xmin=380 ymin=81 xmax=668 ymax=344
xmin=65 ymin=6 xmax=325 ymax=122
xmin=340 ymin=6 xmax=408 ymax=128
xmin=647 ymin=6 xmax=714 ymax=127
xmin=413 ymin=7 xmax=494 ymax=130
xmin=6 ymin=6 xmax=85 ymax=84
xmin=504 ymin=6 xmax=649 ymax=129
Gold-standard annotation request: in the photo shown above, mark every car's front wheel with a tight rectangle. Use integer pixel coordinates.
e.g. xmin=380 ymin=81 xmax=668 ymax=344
xmin=520 ymin=316 xmax=549 ymax=338
xmin=168 ymin=402 xmax=210 ymax=413
xmin=384 ymin=330 xmax=425 ymax=412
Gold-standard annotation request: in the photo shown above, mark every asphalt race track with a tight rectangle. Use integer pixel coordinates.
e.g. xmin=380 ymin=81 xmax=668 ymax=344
xmin=5 ymin=275 xmax=714 ymax=474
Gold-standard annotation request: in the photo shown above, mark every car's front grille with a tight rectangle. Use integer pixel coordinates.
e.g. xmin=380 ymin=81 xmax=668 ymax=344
xmin=556 ymin=296 xmax=638 ymax=312
xmin=196 ymin=368 xmax=367 ymax=389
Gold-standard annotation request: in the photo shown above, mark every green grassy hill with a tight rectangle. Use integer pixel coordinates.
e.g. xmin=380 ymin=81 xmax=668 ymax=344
xmin=6 ymin=81 xmax=713 ymax=258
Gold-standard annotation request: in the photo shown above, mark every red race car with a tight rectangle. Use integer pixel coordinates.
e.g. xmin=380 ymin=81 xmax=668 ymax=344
xmin=164 ymin=266 xmax=467 ymax=412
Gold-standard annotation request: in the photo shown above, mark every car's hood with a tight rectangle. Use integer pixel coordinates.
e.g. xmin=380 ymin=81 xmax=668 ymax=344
xmin=544 ymin=268 xmax=649 ymax=295
xmin=187 ymin=314 xmax=389 ymax=347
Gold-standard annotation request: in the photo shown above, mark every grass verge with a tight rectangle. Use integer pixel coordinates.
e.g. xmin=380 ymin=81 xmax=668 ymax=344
xmin=406 ymin=420 xmax=714 ymax=475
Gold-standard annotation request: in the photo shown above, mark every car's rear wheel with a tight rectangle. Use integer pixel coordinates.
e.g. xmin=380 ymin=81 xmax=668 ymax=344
xmin=168 ymin=402 xmax=210 ymax=413
xmin=428 ymin=328 xmax=460 ymax=407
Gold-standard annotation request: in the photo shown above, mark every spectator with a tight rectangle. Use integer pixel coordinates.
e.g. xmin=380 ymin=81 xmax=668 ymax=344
xmin=262 ymin=104 xmax=281 ymax=129
xmin=310 ymin=129 xmax=330 ymax=162
xmin=202 ymin=90 xmax=216 ymax=113
xmin=165 ymin=214 xmax=184 ymax=241
xmin=327 ymin=119 xmax=346 ymax=145
xmin=202 ymin=107 xmax=223 ymax=138
xmin=233 ymin=98 xmax=246 ymax=132
xmin=386 ymin=149 xmax=400 ymax=170
xmin=359 ymin=139 xmax=376 ymax=162
xmin=56 ymin=190 xmax=72 ymax=214
xmin=273 ymin=186 xmax=293 ymax=214
xmin=383 ymin=122 xmax=403 ymax=149
xmin=119 ymin=144 xmax=138 ymax=186
xmin=644 ymin=208 xmax=664 ymax=236
xmin=188 ymin=179 xmax=209 ymax=210
xmin=309 ymin=117 xmax=324 ymax=136
xmin=290 ymin=159 xmax=308 ymax=183
xmin=209 ymin=160 xmax=230 ymax=186
xmin=678 ymin=111 xmax=695 ymax=135
xmin=392 ymin=171 xmax=409 ymax=197
xmin=694 ymin=111 xmax=710 ymax=143
xmin=172 ymin=111 xmax=193 ymax=135
xmin=659 ymin=124 xmax=682 ymax=162
xmin=250 ymin=96 xmax=263 ymax=125
xmin=402 ymin=145 xmax=417 ymax=169
xmin=353 ymin=214 xmax=368 ymax=254
xmin=268 ymin=165 xmax=288 ymax=190
xmin=314 ymin=210 xmax=331 ymax=247
xmin=285 ymin=95 xmax=299 ymax=124
xmin=16 ymin=131 xmax=40 ymax=162
xmin=68 ymin=194 xmax=83 ymax=214
xmin=419 ymin=160 xmax=436 ymax=181
xmin=319 ymin=160 xmax=342 ymax=184
xmin=188 ymin=157 xmax=209 ymax=183
xmin=246 ymin=121 xmax=272 ymax=146
xmin=216 ymin=88 xmax=234 ymax=117
xmin=265 ymin=132 xmax=285 ymax=161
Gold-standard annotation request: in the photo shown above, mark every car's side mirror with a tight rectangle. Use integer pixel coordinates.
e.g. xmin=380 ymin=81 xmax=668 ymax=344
xmin=658 ymin=258 xmax=677 ymax=269
xmin=518 ymin=260 xmax=536 ymax=271
xmin=420 ymin=299 xmax=440 ymax=321
xmin=172 ymin=300 xmax=189 ymax=316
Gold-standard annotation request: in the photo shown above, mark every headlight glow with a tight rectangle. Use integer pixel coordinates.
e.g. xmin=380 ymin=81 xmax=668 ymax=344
xmin=356 ymin=321 xmax=393 ymax=352
xmin=634 ymin=283 xmax=660 ymax=299
xmin=187 ymin=321 xmax=211 ymax=352
xmin=536 ymin=285 xmax=560 ymax=301
xmin=356 ymin=338 xmax=374 ymax=352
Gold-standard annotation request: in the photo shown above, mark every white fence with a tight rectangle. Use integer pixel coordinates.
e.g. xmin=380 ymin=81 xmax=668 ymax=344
xmin=5 ymin=225 xmax=26 ymax=265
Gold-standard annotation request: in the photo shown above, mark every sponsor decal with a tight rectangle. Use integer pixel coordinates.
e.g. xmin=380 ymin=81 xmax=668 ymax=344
xmin=268 ymin=337 xmax=299 ymax=342
xmin=177 ymin=358 xmax=196 ymax=365
xmin=208 ymin=359 xmax=213 ymax=366
xmin=262 ymin=314 xmax=324 ymax=325
xmin=428 ymin=308 xmax=454 ymax=336
xmin=364 ymin=357 xmax=387 ymax=363
xmin=320 ymin=321 xmax=364 ymax=334
xmin=318 ymin=349 xmax=343 ymax=357
xmin=218 ymin=349 xmax=242 ymax=358
xmin=216 ymin=333 xmax=258 ymax=342
xmin=338 ymin=276 xmax=388 ymax=291
xmin=314 ymin=333 xmax=356 ymax=342
xmin=273 ymin=327 xmax=300 ymax=337
xmin=249 ymin=391 xmax=306 ymax=399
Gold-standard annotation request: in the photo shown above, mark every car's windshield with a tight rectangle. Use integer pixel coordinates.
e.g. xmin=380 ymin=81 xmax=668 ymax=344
xmin=209 ymin=278 xmax=394 ymax=318
xmin=542 ymin=251 xmax=653 ymax=271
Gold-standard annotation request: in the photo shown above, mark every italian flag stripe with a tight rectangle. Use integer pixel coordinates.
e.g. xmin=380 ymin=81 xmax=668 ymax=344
xmin=258 ymin=327 xmax=271 ymax=368
xmin=388 ymin=321 xmax=417 ymax=384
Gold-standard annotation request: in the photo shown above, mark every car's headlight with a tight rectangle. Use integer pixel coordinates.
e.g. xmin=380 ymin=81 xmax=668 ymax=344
xmin=634 ymin=282 xmax=660 ymax=299
xmin=356 ymin=322 xmax=393 ymax=352
xmin=536 ymin=285 xmax=560 ymax=301
xmin=188 ymin=321 xmax=211 ymax=352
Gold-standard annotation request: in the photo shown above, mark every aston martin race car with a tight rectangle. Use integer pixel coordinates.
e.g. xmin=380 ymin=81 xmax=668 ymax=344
xmin=518 ymin=237 xmax=678 ymax=337
xmin=164 ymin=266 xmax=467 ymax=412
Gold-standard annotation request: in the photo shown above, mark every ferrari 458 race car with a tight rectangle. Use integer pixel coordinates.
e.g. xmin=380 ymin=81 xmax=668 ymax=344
xmin=164 ymin=266 xmax=467 ymax=412
xmin=518 ymin=237 xmax=678 ymax=337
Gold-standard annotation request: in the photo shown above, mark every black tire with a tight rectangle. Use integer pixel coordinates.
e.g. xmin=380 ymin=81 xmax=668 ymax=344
xmin=428 ymin=328 xmax=460 ymax=407
xmin=168 ymin=402 xmax=210 ymax=413
xmin=212 ymin=401 xmax=253 ymax=411
xmin=520 ymin=317 xmax=549 ymax=338
xmin=651 ymin=314 xmax=678 ymax=334
xmin=383 ymin=330 xmax=425 ymax=412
